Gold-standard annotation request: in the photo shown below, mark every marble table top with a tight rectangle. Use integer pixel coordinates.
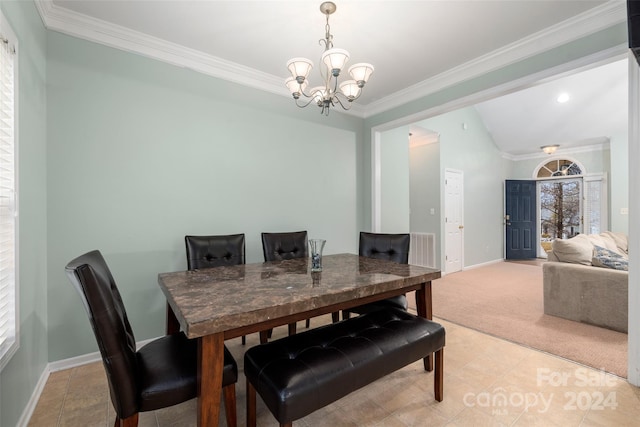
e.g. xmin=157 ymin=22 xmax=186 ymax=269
xmin=158 ymin=253 xmax=441 ymax=339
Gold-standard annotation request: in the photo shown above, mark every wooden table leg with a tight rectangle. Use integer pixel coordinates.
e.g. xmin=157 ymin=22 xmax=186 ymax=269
xmin=198 ymin=333 xmax=224 ymax=427
xmin=166 ymin=302 xmax=180 ymax=335
xmin=415 ymin=282 xmax=434 ymax=372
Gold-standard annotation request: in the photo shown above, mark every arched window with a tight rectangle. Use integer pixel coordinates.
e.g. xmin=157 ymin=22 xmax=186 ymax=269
xmin=536 ymin=159 xmax=582 ymax=178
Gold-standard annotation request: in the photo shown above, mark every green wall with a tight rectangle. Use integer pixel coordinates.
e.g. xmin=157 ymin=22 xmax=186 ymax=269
xmin=610 ymin=130 xmax=630 ymax=234
xmin=0 ymin=1 xmax=48 ymax=427
xmin=378 ymin=106 xmax=509 ymax=269
xmin=409 ymin=140 xmax=441 ymax=266
xmin=46 ymin=32 xmax=364 ymax=361
xmin=418 ymin=107 xmax=508 ymax=267
xmin=379 ymin=126 xmax=410 ymax=232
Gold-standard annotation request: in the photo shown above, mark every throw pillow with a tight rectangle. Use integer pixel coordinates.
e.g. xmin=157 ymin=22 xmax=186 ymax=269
xmin=592 ymin=245 xmax=629 ymax=271
xmin=602 ymin=231 xmax=628 ymax=255
xmin=551 ymin=234 xmax=593 ymax=265
xmin=588 ymin=234 xmax=622 ymax=255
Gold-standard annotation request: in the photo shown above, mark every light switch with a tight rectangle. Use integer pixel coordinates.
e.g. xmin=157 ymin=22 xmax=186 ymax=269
xmin=620 ymin=207 xmax=629 ymax=215
xmin=430 ymin=208 xmax=435 ymax=215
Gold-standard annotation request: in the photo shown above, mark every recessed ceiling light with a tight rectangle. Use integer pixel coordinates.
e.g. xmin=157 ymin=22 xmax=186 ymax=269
xmin=556 ymin=93 xmax=570 ymax=103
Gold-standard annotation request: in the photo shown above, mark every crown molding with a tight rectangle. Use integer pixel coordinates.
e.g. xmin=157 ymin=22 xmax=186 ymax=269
xmin=35 ymin=0 xmax=283 ymax=90
xmin=34 ymin=0 xmax=367 ymax=118
xmin=501 ymin=137 xmax=611 ymax=161
xmin=35 ymin=1 xmax=625 ymax=119
xmin=363 ymin=1 xmax=627 ymax=117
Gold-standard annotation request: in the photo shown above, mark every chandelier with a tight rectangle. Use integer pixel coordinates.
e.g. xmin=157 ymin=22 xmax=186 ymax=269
xmin=285 ymin=2 xmax=374 ymax=115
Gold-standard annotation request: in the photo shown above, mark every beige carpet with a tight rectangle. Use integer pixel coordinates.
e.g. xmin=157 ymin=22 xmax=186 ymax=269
xmin=421 ymin=261 xmax=628 ymax=378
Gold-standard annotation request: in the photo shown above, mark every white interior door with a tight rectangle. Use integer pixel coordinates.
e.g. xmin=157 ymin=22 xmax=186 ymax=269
xmin=444 ymin=169 xmax=464 ymax=273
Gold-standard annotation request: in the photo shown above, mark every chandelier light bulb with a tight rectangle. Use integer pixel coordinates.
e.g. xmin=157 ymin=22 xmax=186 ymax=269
xmin=285 ymin=77 xmax=308 ymax=99
xmin=287 ymin=58 xmax=314 ymax=82
xmin=339 ymin=80 xmax=361 ymax=100
xmin=349 ymin=63 xmax=374 ymax=86
xmin=322 ymin=48 xmax=350 ymax=76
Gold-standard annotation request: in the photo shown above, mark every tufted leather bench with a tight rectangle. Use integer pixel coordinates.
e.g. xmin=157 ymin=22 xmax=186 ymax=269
xmin=244 ymin=307 xmax=445 ymax=427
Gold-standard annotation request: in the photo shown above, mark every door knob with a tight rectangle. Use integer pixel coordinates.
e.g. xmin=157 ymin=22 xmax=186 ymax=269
xmin=458 ymin=225 xmax=464 ymax=229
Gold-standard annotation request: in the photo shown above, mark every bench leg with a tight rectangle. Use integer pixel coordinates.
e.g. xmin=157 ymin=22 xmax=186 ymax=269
xmin=247 ymin=379 xmax=257 ymax=427
xmin=434 ymin=348 xmax=444 ymax=402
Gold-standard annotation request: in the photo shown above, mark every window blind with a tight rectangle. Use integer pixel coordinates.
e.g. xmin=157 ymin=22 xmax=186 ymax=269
xmin=0 ymin=15 xmax=16 ymax=370
xmin=584 ymin=175 xmax=607 ymax=235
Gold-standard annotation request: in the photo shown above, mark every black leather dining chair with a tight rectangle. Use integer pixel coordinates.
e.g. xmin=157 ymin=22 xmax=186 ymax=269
xmin=261 ymin=231 xmax=312 ymax=336
xmin=342 ymin=232 xmax=411 ymax=320
xmin=65 ymin=250 xmax=238 ymax=427
xmin=185 ymin=233 xmax=246 ymax=270
xmin=185 ymin=233 xmax=249 ymax=344
xmin=261 ymin=230 xmax=309 ymax=262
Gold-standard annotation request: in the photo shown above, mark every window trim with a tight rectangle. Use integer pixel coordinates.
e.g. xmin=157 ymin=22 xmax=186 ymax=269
xmin=0 ymin=9 xmax=19 ymax=372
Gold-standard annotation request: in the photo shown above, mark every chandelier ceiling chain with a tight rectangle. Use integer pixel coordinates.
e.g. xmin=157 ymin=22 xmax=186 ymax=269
xmin=285 ymin=2 xmax=374 ymax=115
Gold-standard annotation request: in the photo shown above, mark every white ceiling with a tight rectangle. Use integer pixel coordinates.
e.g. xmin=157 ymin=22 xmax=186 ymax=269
xmin=39 ymin=0 xmax=628 ymax=156
xmin=474 ymin=57 xmax=628 ymax=156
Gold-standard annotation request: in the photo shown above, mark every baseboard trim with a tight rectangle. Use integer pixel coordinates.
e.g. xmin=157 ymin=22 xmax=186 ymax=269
xmin=462 ymin=258 xmax=505 ymax=271
xmin=17 ymin=336 xmax=157 ymax=426
xmin=15 ymin=365 xmax=50 ymax=427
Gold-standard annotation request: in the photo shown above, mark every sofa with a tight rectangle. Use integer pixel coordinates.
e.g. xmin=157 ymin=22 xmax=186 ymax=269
xmin=542 ymin=231 xmax=628 ymax=333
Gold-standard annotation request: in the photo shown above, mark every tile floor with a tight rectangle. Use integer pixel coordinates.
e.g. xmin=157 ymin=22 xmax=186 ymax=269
xmin=28 ymin=314 xmax=640 ymax=427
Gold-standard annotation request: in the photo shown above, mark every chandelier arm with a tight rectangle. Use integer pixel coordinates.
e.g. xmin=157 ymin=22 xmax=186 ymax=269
xmin=297 ymin=86 xmax=315 ymax=99
xmin=294 ymin=96 xmax=321 ymax=109
xmin=332 ymin=93 xmax=353 ymax=111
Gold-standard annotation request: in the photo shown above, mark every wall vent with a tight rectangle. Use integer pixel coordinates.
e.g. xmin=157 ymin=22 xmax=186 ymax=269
xmin=409 ymin=232 xmax=436 ymax=268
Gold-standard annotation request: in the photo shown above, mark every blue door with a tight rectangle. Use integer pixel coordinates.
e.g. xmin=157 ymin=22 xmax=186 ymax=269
xmin=505 ymin=180 xmax=537 ymax=259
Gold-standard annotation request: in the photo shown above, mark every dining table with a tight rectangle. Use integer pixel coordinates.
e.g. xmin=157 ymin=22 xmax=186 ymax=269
xmin=158 ymin=252 xmax=441 ymax=427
